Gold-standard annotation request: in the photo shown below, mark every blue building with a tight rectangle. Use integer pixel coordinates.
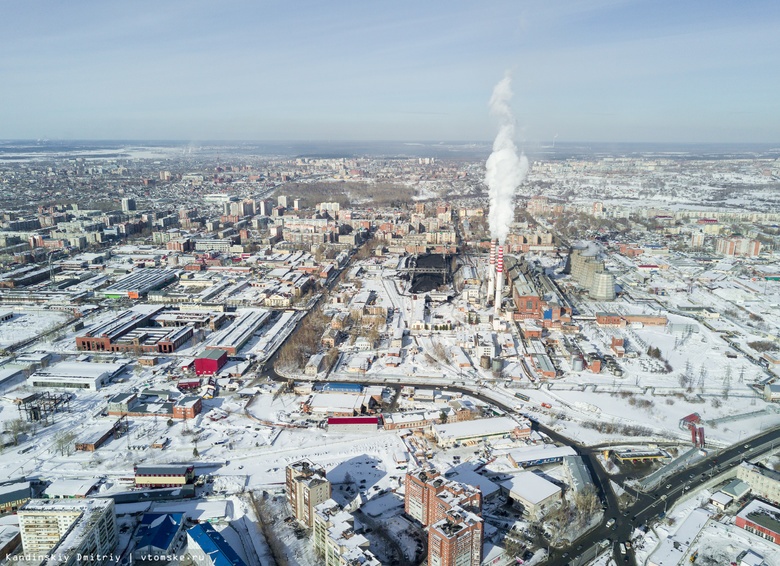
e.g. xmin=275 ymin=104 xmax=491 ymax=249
xmin=133 ymin=513 xmax=186 ymax=562
xmin=317 ymin=382 xmax=363 ymax=394
xmin=186 ymin=523 xmax=246 ymax=566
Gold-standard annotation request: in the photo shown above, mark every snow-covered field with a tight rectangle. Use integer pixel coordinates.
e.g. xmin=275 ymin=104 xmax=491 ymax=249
xmin=0 ymin=308 xmax=71 ymax=348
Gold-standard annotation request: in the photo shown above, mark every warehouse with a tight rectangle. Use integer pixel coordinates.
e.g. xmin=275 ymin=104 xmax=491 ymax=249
xmin=432 ymin=416 xmax=531 ymax=448
xmin=194 ymin=349 xmax=228 ymax=376
xmin=326 ymin=416 xmax=379 ymax=433
xmin=75 ymin=420 xmax=122 ymax=451
xmin=205 ymin=308 xmax=270 ymax=355
xmin=103 ymin=268 xmax=178 ymax=299
xmin=303 ymin=393 xmax=372 ymax=417
xmin=500 ymin=472 xmax=561 ymax=519
xmin=76 ymin=304 xmax=164 ymax=351
xmin=27 ymin=360 xmax=127 ymax=391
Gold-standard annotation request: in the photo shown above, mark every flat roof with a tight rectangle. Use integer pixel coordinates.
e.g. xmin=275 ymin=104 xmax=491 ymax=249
xmin=433 ymin=416 xmax=523 ymax=440
xmin=738 ymin=499 xmax=780 ymax=535
xmin=44 ymin=479 xmax=100 ymax=498
xmin=32 ymin=360 xmax=126 ymax=380
xmin=501 ymin=471 xmax=561 ymax=505
xmin=647 ymin=508 xmax=711 ymax=566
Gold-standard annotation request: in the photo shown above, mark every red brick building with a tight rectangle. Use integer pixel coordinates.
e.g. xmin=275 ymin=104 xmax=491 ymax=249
xmin=428 ymin=509 xmax=483 ymax=566
xmin=404 ymin=468 xmax=482 ymax=527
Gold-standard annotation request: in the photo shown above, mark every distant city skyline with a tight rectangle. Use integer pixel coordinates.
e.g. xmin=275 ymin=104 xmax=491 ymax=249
xmin=2 ymin=0 xmax=779 ymax=143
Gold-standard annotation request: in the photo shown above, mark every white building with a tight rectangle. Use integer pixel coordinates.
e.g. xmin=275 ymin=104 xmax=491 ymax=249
xmin=19 ymin=498 xmax=117 ymax=566
xmin=432 ymin=417 xmax=531 ymax=448
xmin=27 ymin=361 xmax=127 ymax=391
xmin=500 ymin=472 xmax=561 ymax=519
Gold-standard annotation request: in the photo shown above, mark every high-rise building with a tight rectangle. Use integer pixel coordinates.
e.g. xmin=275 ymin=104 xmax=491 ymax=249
xmin=404 ymin=467 xmax=484 ymax=566
xmin=19 ymin=498 xmax=117 ymax=565
xmin=313 ymin=499 xmax=381 ymax=566
xmin=404 ymin=468 xmax=482 ymax=527
xmin=277 ymin=195 xmax=288 ymax=208
xmin=286 ymin=460 xmax=331 ymax=527
xmin=258 ymin=199 xmax=273 ymax=217
xmin=716 ymin=237 xmax=761 ymax=257
xmin=121 ymin=198 xmax=136 ymax=213
xmin=428 ymin=509 xmax=483 ymax=566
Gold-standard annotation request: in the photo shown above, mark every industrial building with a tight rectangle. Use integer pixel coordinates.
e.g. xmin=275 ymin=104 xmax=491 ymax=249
xmin=204 ymin=308 xmax=270 ymax=355
xmin=76 ymin=305 xmax=193 ymax=354
xmin=18 ymin=498 xmax=117 ymax=565
xmin=27 ymin=360 xmax=127 ymax=391
xmin=74 ymin=419 xmax=122 ymax=451
xmin=326 ymin=416 xmax=378 ymax=433
xmin=735 ymin=499 xmax=780 ymax=544
xmin=0 ymin=481 xmax=32 ymax=514
xmin=432 ymin=417 xmax=531 ymax=448
xmin=194 ymin=349 xmax=228 ymax=376
xmin=102 ymin=269 xmax=178 ymax=299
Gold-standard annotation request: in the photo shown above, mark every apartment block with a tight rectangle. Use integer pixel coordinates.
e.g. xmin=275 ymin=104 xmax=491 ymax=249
xmin=19 ymin=498 xmax=117 ymax=566
xmin=286 ymin=460 xmax=332 ymax=527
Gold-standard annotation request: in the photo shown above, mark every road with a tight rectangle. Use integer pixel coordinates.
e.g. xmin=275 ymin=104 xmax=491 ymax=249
xmin=261 ymin=360 xmax=780 ymax=566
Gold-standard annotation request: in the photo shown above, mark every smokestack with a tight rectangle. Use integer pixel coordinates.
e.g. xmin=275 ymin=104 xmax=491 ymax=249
xmin=485 ymin=73 xmax=529 ymax=246
xmin=487 ymin=239 xmax=497 ymax=304
xmin=494 ymin=245 xmax=504 ymax=316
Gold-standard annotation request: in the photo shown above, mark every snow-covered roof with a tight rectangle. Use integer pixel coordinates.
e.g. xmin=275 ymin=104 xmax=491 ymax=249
xmin=647 ymin=508 xmax=711 ymax=566
xmin=500 ymin=471 xmax=561 ymax=505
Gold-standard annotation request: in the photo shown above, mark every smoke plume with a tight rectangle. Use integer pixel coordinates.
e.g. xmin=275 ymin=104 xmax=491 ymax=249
xmin=485 ymin=72 xmax=529 ymax=244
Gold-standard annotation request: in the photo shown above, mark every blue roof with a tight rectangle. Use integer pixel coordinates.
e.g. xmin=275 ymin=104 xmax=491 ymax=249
xmin=135 ymin=513 xmax=184 ymax=553
xmin=319 ymin=382 xmax=363 ymax=393
xmin=187 ymin=523 xmax=246 ymax=566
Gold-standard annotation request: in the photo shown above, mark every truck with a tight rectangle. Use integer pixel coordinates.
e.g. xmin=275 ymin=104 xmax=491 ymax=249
xmin=541 ymin=402 xmax=552 ymax=409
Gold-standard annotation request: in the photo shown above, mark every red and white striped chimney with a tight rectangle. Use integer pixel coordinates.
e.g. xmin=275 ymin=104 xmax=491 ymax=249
xmin=487 ymin=239 xmax=497 ymax=303
xmin=494 ymin=245 xmax=504 ymax=316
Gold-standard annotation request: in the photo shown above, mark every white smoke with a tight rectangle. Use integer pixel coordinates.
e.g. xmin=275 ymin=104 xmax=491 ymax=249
xmin=485 ymin=72 xmax=529 ymax=244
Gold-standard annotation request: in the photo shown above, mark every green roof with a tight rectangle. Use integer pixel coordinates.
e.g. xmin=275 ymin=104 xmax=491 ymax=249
xmin=200 ymin=349 xmax=226 ymax=360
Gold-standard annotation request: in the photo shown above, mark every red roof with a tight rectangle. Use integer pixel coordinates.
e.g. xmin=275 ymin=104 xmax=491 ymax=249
xmin=327 ymin=417 xmax=378 ymax=425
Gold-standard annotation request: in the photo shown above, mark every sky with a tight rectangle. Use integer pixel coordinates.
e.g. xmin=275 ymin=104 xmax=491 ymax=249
xmin=1 ymin=0 xmax=779 ymax=143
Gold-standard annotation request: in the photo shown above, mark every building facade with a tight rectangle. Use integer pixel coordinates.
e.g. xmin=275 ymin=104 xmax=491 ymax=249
xmin=428 ymin=509 xmax=483 ymax=566
xmin=18 ymin=499 xmax=117 ymax=565
xmin=286 ymin=460 xmax=332 ymax=528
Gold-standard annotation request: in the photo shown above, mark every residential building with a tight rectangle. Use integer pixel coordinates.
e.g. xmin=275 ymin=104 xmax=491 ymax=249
xmin=286 ymin=460 xmax=332 ymax=527
xmin=313 ymin=499 xmax=381 ymax=566
xmin=18 ymin=498 xmax=117 ymax=565
xmin=428 ymin=508 xmax=483 ymax=566
xmin=404 ymin=468 xmax=482 ymax=527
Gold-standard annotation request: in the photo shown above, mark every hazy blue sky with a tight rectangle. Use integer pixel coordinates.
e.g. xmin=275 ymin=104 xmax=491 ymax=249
xmin=2 ymin=0 xmax=779 ymax=142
